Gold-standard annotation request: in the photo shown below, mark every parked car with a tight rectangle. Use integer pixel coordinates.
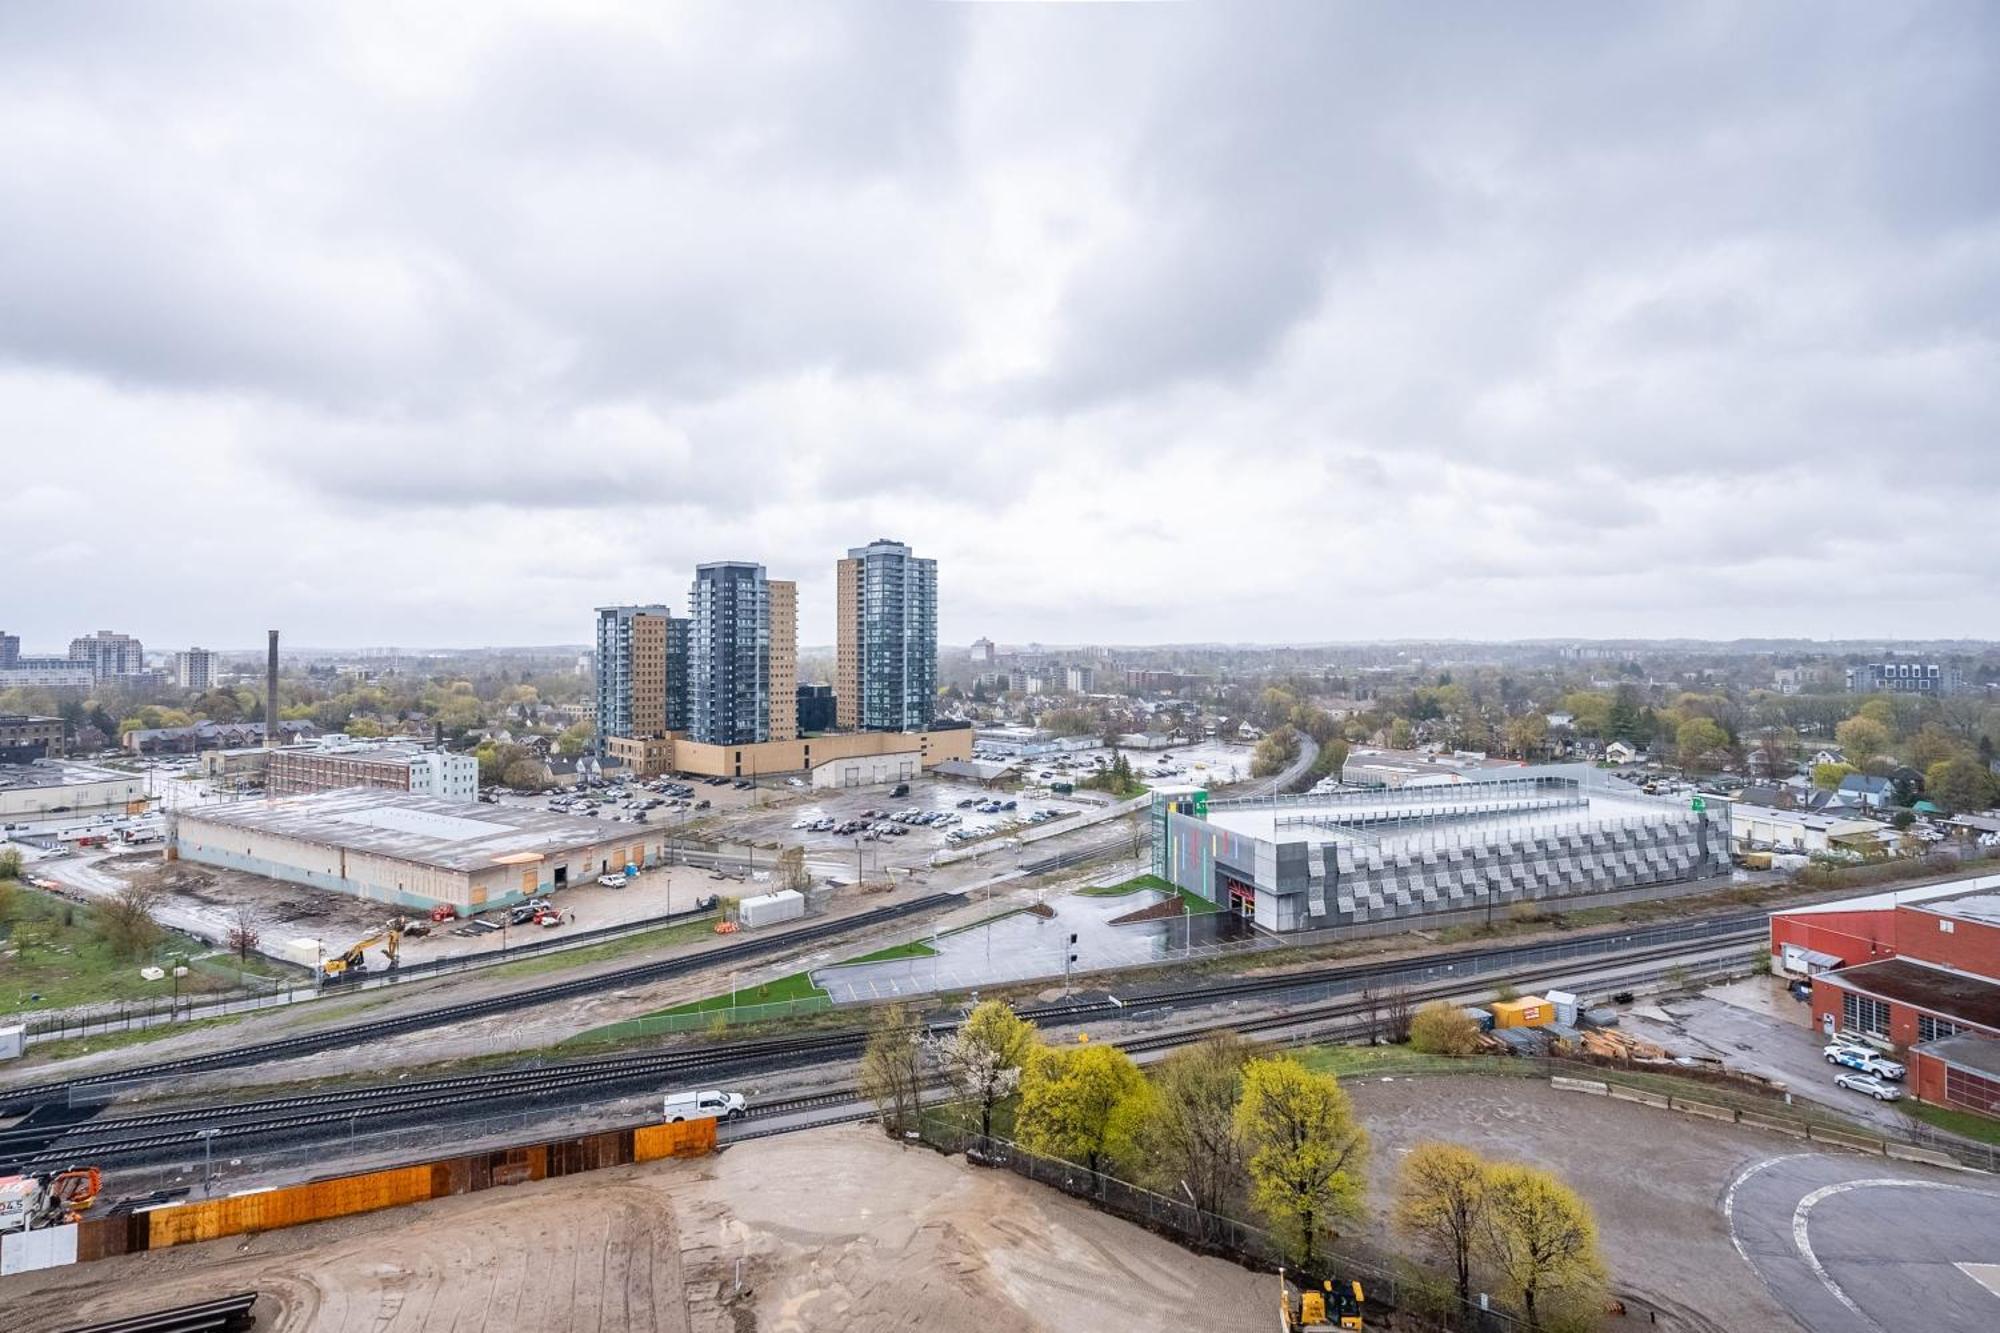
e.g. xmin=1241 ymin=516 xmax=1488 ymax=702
xmin=663 ymin=1088 xmax=746 ymax=1122
xmin=1833 ymin=1071 xmax=1904 ymax=1102
xmin=891 ymin=783 xmax=910 ymax=798
xmin=596 ymin=873 xmax=627 ymax=888
xmin=1824 ymin=1043 xmax=1905 ymax=1080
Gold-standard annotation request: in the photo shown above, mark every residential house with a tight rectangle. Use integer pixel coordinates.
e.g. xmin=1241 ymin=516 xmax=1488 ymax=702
xmin=1837 ymin=773 xmax=1893 ymax=811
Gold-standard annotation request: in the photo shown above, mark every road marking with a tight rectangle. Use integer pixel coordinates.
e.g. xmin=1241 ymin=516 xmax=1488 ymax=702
xmin=1792 ymin=1178 xmax=2000 ymax=1332
xmin=1958 ymin=1264 xmax=2000 ymax=1300
xmin=1723 ymin=1153 xmax=1817 ymax=1266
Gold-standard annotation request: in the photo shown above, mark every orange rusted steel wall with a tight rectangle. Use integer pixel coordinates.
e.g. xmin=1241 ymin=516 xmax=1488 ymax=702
xmin=634 ymin=1117 xmax=716 ymax=1161
xmin=143 ymin=1163 xmax=437 ymax=1249
xmin=125 ymin=1119 xmax=715 ymax=1255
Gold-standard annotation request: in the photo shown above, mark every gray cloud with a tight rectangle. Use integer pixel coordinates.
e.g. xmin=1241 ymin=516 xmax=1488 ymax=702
xmin=0 ymin=2 xmax=1995 ymax=649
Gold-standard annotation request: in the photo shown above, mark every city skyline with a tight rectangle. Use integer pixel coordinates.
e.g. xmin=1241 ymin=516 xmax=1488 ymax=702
xmin=2 ymin=6 xmax=1995 ymax=648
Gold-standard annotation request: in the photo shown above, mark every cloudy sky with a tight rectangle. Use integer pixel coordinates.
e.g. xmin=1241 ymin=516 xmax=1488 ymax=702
xmin=3 ymin=3 xmax=1995 ymax=652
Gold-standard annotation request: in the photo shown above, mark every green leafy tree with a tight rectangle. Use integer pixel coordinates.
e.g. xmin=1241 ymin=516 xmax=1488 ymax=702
xmin=1409 ymin=1001 xmax=1483 ymax=1056
xmin=1396 ymin=1142 xmax=1490 ymax=1312
xmin=557 ymin=720 xmax=595 ymax=758
xmin=859 ymin=1004 xmax=926 ymax=1135
xmin=1016 ymin=1042 xmax=1148 ymax=1175
xmin=1927 ymin=757 xmax=1999 ymax=813
xmin=1478 ymin=1162 xmax=1607 ymax=1331
xmin=1813 ymin=761 xmax=1857 ymax=791
xmin=1834 ymin=716 xmax=1892 ymax=766
xmin=1674 ymin=717 xmax=1730 ymax=773
xmin=1252 ymin=725 xmax=1303 ymax=778
xmin=1234 ymin=1057 xmax=1368 ymax=1267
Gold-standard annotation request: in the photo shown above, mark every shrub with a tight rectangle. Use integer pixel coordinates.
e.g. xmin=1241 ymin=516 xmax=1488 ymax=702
xmin=1408 ymin=1002 xmax=1482 ymax=1056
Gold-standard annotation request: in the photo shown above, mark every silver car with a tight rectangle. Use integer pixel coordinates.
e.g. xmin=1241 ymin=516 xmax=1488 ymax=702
xmin=1833 ymin=1071 xmax=1904 ymax=1102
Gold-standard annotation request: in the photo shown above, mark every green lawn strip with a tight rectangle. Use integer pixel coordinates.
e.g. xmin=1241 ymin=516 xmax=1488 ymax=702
xmin=1295 ymin=1045 xmax=1523 ymax=1080
xmin=1077 ymin=874 xmax=1219 ymax=915
xmin=474 ymin=912 xmax=720 ymax=982
xmin=646 ymin=969 xmax=829 ymax=1018
xmin=841 ymin=939 xmax=939 ymax=965
xmin=21 ymin=1012 xmax=250 ymax=1064
xmin=1900 ymin=1100 xmax=2000 ymax=1147
xmin=1 ymin=884 xmax=250 ymax=1011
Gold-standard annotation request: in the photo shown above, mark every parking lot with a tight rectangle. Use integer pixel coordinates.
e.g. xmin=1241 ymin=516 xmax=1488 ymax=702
xmin=1619 ymin=978 xmax=1921 ymax=1134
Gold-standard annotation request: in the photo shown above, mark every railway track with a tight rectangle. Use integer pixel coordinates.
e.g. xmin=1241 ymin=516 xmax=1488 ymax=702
xmin=0 ymin=892 xmax=966 ymax=1113
xmin=5 ymin=921 xmax=1759 ymax=1172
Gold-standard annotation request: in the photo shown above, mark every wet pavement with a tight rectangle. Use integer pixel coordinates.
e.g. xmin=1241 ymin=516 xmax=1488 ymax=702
xmin=811 ymin=889 xmax=1248 ymax=1002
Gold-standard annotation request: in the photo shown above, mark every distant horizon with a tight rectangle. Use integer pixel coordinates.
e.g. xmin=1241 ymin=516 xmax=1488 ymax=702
xmin=25 ymin=634 xmax=1993 ymax=662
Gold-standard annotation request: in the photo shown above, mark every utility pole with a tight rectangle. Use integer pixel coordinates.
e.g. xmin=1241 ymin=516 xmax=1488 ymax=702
xmin=198 ymin=1128 xmax=219 ymax=1197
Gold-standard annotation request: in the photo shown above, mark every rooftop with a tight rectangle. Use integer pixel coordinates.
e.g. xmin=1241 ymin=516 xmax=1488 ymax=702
xmin=1821 ymin=957 xmax=2000 ymax=1032
xmin=1913 ymin=892 xmax=2000 ymax=930
xmin=1197 ymin=773 xmax=1691 ymax=852
xmin=0 ymin=761 xmax=139 ymax=792
xmin=178 ymin=790 xmax=631 ymax=873
xmin=1913 ymin=1032 xmax=2000 ymax=1079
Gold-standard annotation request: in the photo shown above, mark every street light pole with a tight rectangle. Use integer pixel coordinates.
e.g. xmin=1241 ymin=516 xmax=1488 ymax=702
xmin=197 ymin=1128 xmax=219 ymax=1197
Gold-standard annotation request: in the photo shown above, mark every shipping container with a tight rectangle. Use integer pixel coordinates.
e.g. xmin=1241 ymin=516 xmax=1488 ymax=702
xmin=1490 ymin=996 xmax=1551 ymax=1029
xmin=737 ymin=889 xmax=805 ymax=928
xmin=1460 ymin=1007 xmax=1495 ymax=1032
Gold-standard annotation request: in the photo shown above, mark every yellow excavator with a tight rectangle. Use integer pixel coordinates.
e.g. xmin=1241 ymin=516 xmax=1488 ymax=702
xmin=321 ymin=923 xmax=402 ymax=981
xmin=1280 ymin=1271 xmax=1365 ymax=1331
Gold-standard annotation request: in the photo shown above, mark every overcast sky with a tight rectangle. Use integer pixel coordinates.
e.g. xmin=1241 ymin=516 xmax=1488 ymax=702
xmin=3 ymin=3 xmax=1996 ymax=653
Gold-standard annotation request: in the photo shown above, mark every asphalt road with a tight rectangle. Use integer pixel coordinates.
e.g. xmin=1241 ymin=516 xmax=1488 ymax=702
xmin=1726 ymin=1151 xmax=2000 ymax=1332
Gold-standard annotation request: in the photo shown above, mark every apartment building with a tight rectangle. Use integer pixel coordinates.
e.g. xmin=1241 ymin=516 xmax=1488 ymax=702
xmin=687 ymin=563 xmax=796 ymax=745
xmin=1847 ymin=661 xmax=1964 ymax=696
xmin=69 ymin=630 xmax=145 ymax=678
xmin=595 ymin=604 xmax=682 ymax=750
xmin=0 ymin=715 xmax=64 ymax=763
xmin=835 ymin=538 xmax=937 ymax=733
xmin=174 ymin=647 xmax=218 ymax=692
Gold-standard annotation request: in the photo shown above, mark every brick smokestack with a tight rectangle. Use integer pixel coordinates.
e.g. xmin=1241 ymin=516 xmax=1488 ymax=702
xmin=266 ymin=630 xmax=280 ymax=748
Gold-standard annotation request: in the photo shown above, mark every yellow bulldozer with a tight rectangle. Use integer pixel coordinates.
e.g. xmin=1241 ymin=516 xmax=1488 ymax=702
xmin=320 ymin=923 xmax=402 ymax=981
xmin=1280 ymin=1271 xmax=1364 ymax=1331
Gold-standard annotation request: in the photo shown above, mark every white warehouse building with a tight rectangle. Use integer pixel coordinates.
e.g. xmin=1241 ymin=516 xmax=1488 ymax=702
xmin=172 ymin=790 xmax=666 ymax=913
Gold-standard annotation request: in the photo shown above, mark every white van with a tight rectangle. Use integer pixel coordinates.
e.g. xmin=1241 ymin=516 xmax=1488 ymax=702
xmin=663 ymin=1089 xmax=746 ymax=1123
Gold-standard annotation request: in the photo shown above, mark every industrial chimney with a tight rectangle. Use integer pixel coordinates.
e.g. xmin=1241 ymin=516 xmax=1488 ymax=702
xmin=265 ymin=630 xmax=280 ymax=748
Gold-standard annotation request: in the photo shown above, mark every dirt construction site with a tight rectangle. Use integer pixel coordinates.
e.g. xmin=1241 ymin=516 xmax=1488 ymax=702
xmin=1 ymin=1124 xmax=1271 ymax=1333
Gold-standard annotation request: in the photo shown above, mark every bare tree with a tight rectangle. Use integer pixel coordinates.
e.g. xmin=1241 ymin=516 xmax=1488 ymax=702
xmin=226 ymin=904 xmax=261 ymax=962
xmin=1385 ymin=986 xmax=1415 ymax=1045
xmin=1358 ymin=987 xmax=1383 ymax=1046
xmin=774 ymin=846 xmax=810 ymax=893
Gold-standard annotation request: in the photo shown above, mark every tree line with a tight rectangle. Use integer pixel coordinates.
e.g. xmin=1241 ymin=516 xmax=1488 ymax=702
xmin=861 ymin=1000 xmax=1605 ymax=1329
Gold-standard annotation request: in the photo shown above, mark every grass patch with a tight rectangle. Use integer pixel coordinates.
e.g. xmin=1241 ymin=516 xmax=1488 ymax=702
xmin=843 ymin=939 xmax=939 ymax=965
xmin=22 ymin=1012 xmax=250 ymax=1063
xmin=1078 ymin=874 xmax=1219 ymax=915
xmin=1903 ymin=1100 xmax=2000 ymax=1146
xmin=1295 ymin=1044 xmax=1520 ymax=1080
xmin=476 ymin=913 xmax=719 ymax=981
xmin=647 ymin=969 xmax=829 ymax=1017
xmin=0 ymin=883 xmax=249 ymax=1011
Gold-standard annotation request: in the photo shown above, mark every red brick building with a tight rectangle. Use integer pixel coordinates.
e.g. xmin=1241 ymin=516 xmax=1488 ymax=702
xmin=1770 ymin=877 xmax=2000 ymax=1119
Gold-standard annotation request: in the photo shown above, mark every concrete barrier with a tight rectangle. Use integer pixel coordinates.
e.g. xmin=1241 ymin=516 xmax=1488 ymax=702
xmin=1670 ymin=1098 xmax=1738 ymax=1124
xmin=1809 ymin=1126 xmax=1887 ymax=1155
xmin=1886 ymin=1143 xmax=1961 ymax=1169
xmin=1607 ymin=1085 xmax=1671 ymax=1110
xmin=1738 ymin=1111 xmax=1809 ymax=1139
xmin=1550 ymin=1076 xmax=1609 ymax=1096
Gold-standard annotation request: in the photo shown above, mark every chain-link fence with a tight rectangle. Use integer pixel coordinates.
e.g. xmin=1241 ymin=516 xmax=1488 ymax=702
xmin=912 ymin=1110 xmax=1529 ymax=1331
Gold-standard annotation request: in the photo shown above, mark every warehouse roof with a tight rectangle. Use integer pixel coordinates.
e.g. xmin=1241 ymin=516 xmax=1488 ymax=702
xmin=177 ymin=789 xmax=634 ymax=873
xmin=1819 ymin=958 xmax=2000 ymax=1033
xmin=1914 ymin=1033 xmax=2000 ymax=1079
